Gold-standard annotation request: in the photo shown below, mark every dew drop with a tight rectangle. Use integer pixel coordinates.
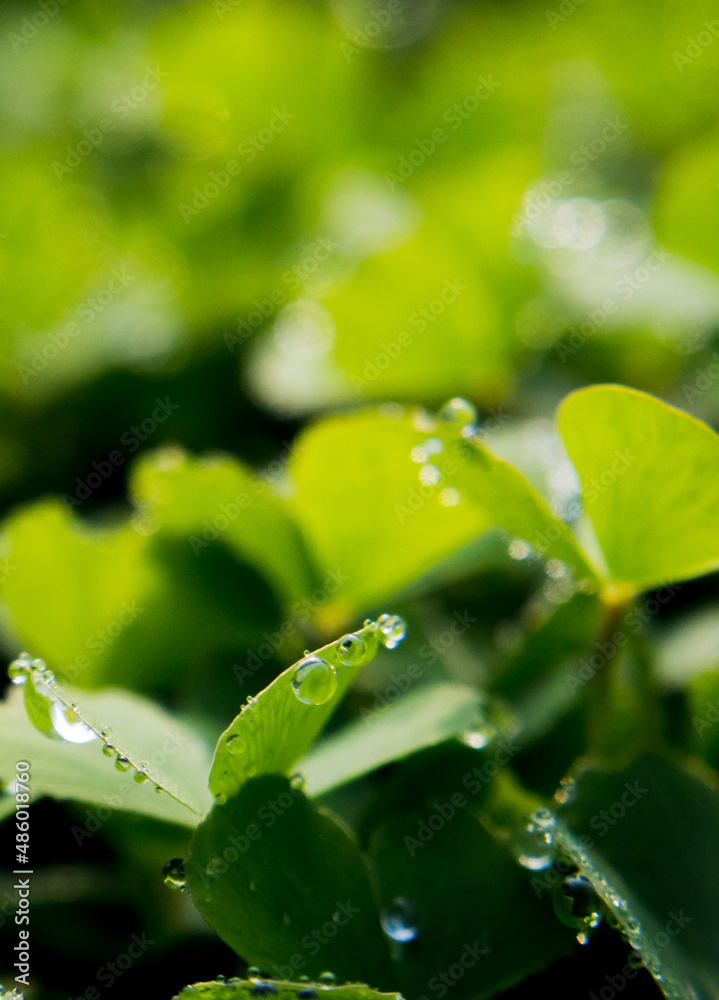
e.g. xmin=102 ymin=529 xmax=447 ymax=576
xmin=102 ymin=744 xmax=115 ymax=757
xmin=530 ymin=806 xmax=557 ymax=830
xmin=376 ymin=613 xmax=407 ymax=650
xmin=319 ymin=972 xmax=336 ymax=986
xmin=290 ymin=773 xmax=305 ymax=791
xmin=440 ymin=397 xmax=478 ymax=427
xmin=576 ymin=931 xmax=589 ymax=945
xmin=419 ymin=463 xmax=441 ymax=486
xmin=115 ymin=756 xmax=131 ymax=772
xmin=380 ymin=897 xmax=419 ymax=942
xmin=508 ymin=539 xmax=531 ymax=560
xmin=291 ymin=656 xmax=337 ymax=706
xmin=251 ymin=985 xmax=277 ymax=996
xmin=163 ymin=858 xmax=186 ymax=890
xmin=247 ymin=967 xmax=261 ymax=978
xmin=8 ymin=654 xmax=31 ymax=685
xmin=460 ymin=724 xmax=496 ymax=750
xmin=410 ymin=445 xmax=428 ymax=464
xmin=134 ymin=770 xmax=149 ymax=784
xmin=216 ymin=792 xmax=228 ymax=805
xmin=439 ymin=487 xmax=460 ymax=507
xmin=336 ymin=633 xmax=367 ymax=666
xmin=155 ymin=785 xmax=163 ymax=794
xmin=424 ymin=437 xmax=443 ymax=455
xmin=50 ymin=701 xmax=98 ymax=744
xmin=226 ymin=734 xmax=245 ymax=755
xmin=512 ymin=822 xmax=554 ymax=870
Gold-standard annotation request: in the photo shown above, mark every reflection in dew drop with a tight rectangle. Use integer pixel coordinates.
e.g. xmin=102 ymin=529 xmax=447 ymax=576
xmin=291 ymin=656 xmax=337 ymax=706
xmin=50 ymin=701 xmax=98 ymax=744
xmin=376 ymin=613 xmax=407 ymax=649
xmin=508 ymin=539 xmax=531 ymax=560
xmin=336 ymin=632 xmax=367 ymax=666
xmin=419 ymin=463 xmax=441 ymax=486
xmin=440 ymin=397 xmax=478 ymax=427
xmin=410 ymin=445 xmax=428 ymax=464
xmin=512 ymin=822 xmax=554 ymax=870
xmin=439 ymin=487 xmax=460 ymax=507
xmin=115 ymin=756 xmax=131 ymax=772
xmin=460 ymin=724 xmax=497 ymax=750
xmin=102 ymin=744 xmax=115 ymax=758
xmin=380 ymin=896 xmax=420 ymax=942
xmin=163 ymin=858 xmax=186 ymax=890
xmin=225 ymin=734 xmax=245 ymax=755
xmin=134 ymin=770 xmax=149 ymax=784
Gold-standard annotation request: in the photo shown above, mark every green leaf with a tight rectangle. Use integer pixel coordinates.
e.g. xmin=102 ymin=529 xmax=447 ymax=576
xmin=209 ymin=621 xmax=384 ymax=803
xmin=368 ymin=786 xmax=575 ymax=999
xmin=555 ymin=751 xmax=719 ymax=1000
xmin=0 ymin=500 xmax=151 ymax=687
xmin=185 ymin=775 xmax=396 ymax=986
xmin=300 ymin=683 xmax=490 ymax=797
xmin=173 ymin=982 xmax=402 ymax=1000
xmin=655 ymin=606 xmax=719 ymax=690
xmin=289 ymin=407 xmax=595 ymax=626
xmin=130 ymin=448 xmax=318 ymax=607
xmin=0 ymin=681 xmax=212 ymax=825
xmin=558 ymin=386 xmax=719 ymax=592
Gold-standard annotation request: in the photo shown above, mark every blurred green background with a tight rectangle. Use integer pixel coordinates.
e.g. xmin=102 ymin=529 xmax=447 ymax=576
xmin=2 ymin=0 xmax=719 ymax=996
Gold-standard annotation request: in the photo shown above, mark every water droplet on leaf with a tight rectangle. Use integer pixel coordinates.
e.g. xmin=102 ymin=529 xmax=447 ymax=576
xmin=216 ymin=792 xmax=228 ymax=805
xmin=376 ymin=613 xmax=407 ymax=649
xmin=226 ymin=734 xmax=245 ymax=754
xmin=115 ymin=756 xmax=130 ymax=772
xmin=247 ymin=967 xmax=261 ymax=978
xmin=50 ymin=702 xmax=98 ymax=744
xmin=380 ymin=896 xmax=419 ymax=942
xmin=291 ymin=656 xmax=337 ymax=706
xmin=290 ymin=773 xmax=305 ymax=790
xmin=336 ymin=633 xmax=367 ymax=666
xmin=512 ymin=822 xmax=554 ymax=870
xmin=102 ymin=744 xmax=115 ymax=757
xmin=460 ymin=725 xmax=496 ymax=749
xmin=134 ymin=770 xmax=149 ymax=784
xmin=319 ymin=972 xmax=336 ymax=986
xmin=440 ymin=397 xmax=478 ymax=427
xmin=251 ymin=984 xmax=278 ymax=996
xmin=163 ymin=858 xmax=186 ymax=890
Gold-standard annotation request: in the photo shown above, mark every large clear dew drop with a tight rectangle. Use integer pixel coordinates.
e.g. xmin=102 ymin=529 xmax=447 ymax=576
xmin=336 ymin=632 xmax=367 ymax=666
xmin=291 ymin=656 xmax=337 ymax=706
xmin=512 ymin=822 xmax=555 ymax=870
xmin=439 ymin=396 xmax=478 ymax=428
xmin=50 ymin=701 xmax=98 ymax=744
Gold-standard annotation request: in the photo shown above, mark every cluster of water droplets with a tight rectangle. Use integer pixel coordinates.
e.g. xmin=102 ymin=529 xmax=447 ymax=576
xmin=9 ymin=652 xmax=170 ymax=797
xmin=407 ymin=397 xmax=481 ymax=509
xmin=290 ymin=614 xmax=406 ymax=707
xmin=180 ymin=969 xmax=374 ymax=997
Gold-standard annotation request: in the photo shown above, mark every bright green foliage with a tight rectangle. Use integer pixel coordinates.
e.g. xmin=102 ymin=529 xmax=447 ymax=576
xmin=185 ymin=775 xmax=396 ymax=986
xmin=300 ymin=683 xmax=491 ymax=797
xmin=289 ymin=408 xmax=594 ymax=624
xmin=559 ymin=386 xmax=719 ymax=591
xmin=208 ymin=621 xmax=381 ymax=802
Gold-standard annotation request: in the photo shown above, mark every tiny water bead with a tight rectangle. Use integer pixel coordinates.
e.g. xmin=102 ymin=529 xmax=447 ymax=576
xmin=440 ymin=397 xmax=478 ymax=427
xmin=318 ymin=972 xmax=336 ymax=985
xmin=133 ymin=770 xmax=149 ymax=784
xmin=376 ymin=613 xmax=407 ymax=650
xmin=114 ymin=756 xmax=131 ymax=772
xmin=250 ymin=984 xmax=278 ymax=996
xmin=290 ymin=773 xmax=305 ymax=790
xmin=512 ymin=822 xmax=555 ymax=870
xmin=8 ymin=653 xmax=32 ymax=685
xmin=247 ymin=967 xmax=261 ymax=978
xmin=162 ymin=858 xmax=186 ymax=890
xmin=554 ymin=777 xmax=577 ymax=805
xmin=226 ymin=734 xmax=245 ymax=754
xmin=336 ymin=632 xmax=367 ymax=666
xmin=291 ymin=656 xmax=337 ymax=706
xmin=460 ymin=724 xmax=497 ymax=750
xmin=49 ymin=701 xmax=98 ymax=744
xmin=380 ymin=897 xmax=419 ymax=942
